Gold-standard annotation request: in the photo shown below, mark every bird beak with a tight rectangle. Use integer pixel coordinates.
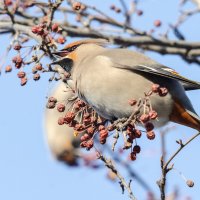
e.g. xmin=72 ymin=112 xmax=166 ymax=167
xmin=51 ymin=50 xmax=69 ymax=58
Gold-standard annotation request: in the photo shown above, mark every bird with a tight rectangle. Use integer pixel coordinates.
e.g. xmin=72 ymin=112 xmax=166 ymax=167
xmin=51 ymin=38 xmax=200 ymax=131
xmin=44 ymin=80 xmax=80 ymax=166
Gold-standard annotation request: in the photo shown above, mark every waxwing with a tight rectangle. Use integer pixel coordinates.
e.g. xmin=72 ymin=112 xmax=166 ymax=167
xmin=52 ymin=38 xmax=200 ymax=131
xmin=44 ymin=81 xmax=80 ymax=166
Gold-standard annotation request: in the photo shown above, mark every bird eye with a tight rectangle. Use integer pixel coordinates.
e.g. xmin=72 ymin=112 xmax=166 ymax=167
xmin=67 ymin=45 xmax=79 ymax=52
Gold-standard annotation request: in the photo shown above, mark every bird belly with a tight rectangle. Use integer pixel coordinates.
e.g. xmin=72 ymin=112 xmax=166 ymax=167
xmin=78 ymin=66 xmax=174 ymax=127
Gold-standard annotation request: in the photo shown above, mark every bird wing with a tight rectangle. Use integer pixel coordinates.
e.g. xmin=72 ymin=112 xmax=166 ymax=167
xmin=98 ymin=49 xmax=200 ymax=91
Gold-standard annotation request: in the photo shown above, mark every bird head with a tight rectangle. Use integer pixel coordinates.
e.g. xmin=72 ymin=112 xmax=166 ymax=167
xmin=50 ymin=38 xmax=109 ymax=72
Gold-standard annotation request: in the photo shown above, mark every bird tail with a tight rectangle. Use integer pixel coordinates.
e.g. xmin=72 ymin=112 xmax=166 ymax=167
xmin=170 ymin=100 xmax=200 ymax=132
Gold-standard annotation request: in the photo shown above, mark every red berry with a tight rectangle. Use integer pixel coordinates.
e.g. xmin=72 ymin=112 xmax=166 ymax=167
xmin=57 ymin=103 xmax=65 ymax=112
xmin=33 ymin=73 xmax=40 ymax=81
xmin=35 ymin=64 xmax=42 ymax=71
xmin=159 ymin=87 xmax=168 ymax=97
xmin=57 ymin=36 xmax=66 ymax=44
xmin=58 ymin=117 xmax=65 ymax=125
xmin=72 ymin=2 xmax=82 ymax=11
xmin=98 ymin=125 xmax=105 ymax=131
xmin=134 ymin=129 xmax=142 ymax=138
xmin=140 ymin=114 xmax=150 ymax=123
xmin=149 ymin=110 xmax=158 ymax=119
xmin=136 ymin=10 xmax=143 ymax=16
xmin=5 ymin=0 xmax=12 ymax=6
xmin=145 ymin=122 xmax=154 ymax=131
xmin=154 ymin=20 xmax=162 ymax=27
xmin=99 ymin=129 xmax=108 ymax=139
xmin=46 ymin=102 xmax=56 ymax=109
xmin=133 ymin=145 xmax=141 ymax=154
xmin=128 ymin=99 xmax=137 ymax=106
xmin=87 ymin=127 xmax=95 ymax=135
xmin=48 ymin=97 xmax=57 ymax=103
xmin=130 ymin=152 xmax=137 ymax=161
xmin=51 ymin=23 xmax=59 ymax=32
xmin=20 ymin=77 xmax=27 ymax=86
xmin=146 ymin=131 xmax=156 ymax=140
xmin=14 ymin=44 xmax=22 ymax=51
xmin=64 ymin=112 xmax=75 ymax=124
xmin=152 ymin=84 xmax=160 ymax=93
xmin=5 ymin=65 xmax=12 ymax=73
xmin=17 ymin=71 xmax=26 ymax=78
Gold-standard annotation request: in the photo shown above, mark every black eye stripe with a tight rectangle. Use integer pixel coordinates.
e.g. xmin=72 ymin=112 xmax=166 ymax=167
xmin=66 ymin=45 xmax=79 ymax=52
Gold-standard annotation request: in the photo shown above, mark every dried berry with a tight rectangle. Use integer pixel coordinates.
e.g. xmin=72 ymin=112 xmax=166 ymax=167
xmin=48 ymin=97 xmax=57 ymax=103
xmin=130 ymin=152 xmax=137 ymax=161
xmin=57 ymin=103 xmax=65 ymax=112
xmin=33 ymin=73 xmax=40 ymax=81
xmin=17 ymin=71 xmax=26 ymax=78
xmin=14 ymin=44 xmax=22 ymax=51
xmin=98 ymin=125 xmax=105 ymax=131
xmin=51 ymin=23 xmax=59 ymax=32
xmin=145 ymin=122 xmax=154 ymax=131
xmin=20 ymin=77 xmax=27 ymax=86
xmin=57 ymin=36 xmax=66 ymax=44
xmin=133 ymin=145 xmax=141 ymax=154
xmin=154 ymin=20 xmax=162 ymax=27
xmin=5 ymin=0 xmax=12 ymax=6
xmin=86 ymin=139 xmax=94 ymax=150
xmin=186 ymin=180 xmax=194 ymax=187
xmin=72 ymin=2 xmax=82 ymax=11
xmin=149 ymin=110 xmax=158 ymax=119
xmin=140 ymin=114 xmax=150 ymax=123
xmin=58 ymin=117 xmax=65 ymax=125
xmin=5 ymin=65 xmax=12 ymax=73
xmin=134 ymin=129 xmax=141 ymax=138
xmin=99 ymin=129 xmax=108 ymax=139
xmin=128 ymin=99 xmax=137 ymax=106
xmin=64 ymin=112 xmax=75 ymax=124
xmin=136 ymin=10 xmax=143 ymax=16
xmin=152 ymin=84 xmax=160 ymax=93
xmin=159 ymin=87 xmax=168 ymax=97
xmin=46 ymin=102 xmax=56 ymax=109
xmin=35 ymin=64 xmax=43 ymax=71
xmin=146 ymin=131 xmax=156 ymax=140
xmin=87 ymin=127 xmax=95 ymax=135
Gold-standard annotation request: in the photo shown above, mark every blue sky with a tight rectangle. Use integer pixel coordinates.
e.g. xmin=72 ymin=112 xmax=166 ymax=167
xmin=0 ymin=0 xmax=200 ymax=199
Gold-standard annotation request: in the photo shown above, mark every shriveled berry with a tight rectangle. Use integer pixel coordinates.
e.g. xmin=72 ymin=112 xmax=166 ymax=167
xmin=149 ymin=110 xmax=158 ymax=119
xmin=134 ymin=129 xmax=142 ymax=138
xmin=99 ymin=129 xmax=108 ymax=139
xmin=32 ymin=26 xmax=39 ymax=34
xmin=72 ymin=2 xmax=82 ymax=11
xmin=133 ymin=145 xmax=141 ymax=154
xmin=74 ymin=123 xmax=85 ymax=131
xmin=20 ymin=77 xmax=27 ymax=86
xmin=35 ymin=64 xmax=42 ymax=71
xmin=51 ymin=23 xmax=59 ymax=32
xmin=83 ymin=117 xmax=91 ymax=125
xmin=14 ymin=44 xmax=22 ymax=50
xmin=130 ymin=152 xmax=137 ymax=161
xmin=87 ymin=127 xmax=95 ymax=135
xmin=5 ymin=65 xmax=12 ymax=73
xmin=58 ymin=117 xmax=65 ymax=125
xmin=136 ymin=10 xmax=143 ymax=16
xmin=146 ymin=131 xmax=156 ymax=140
xmin=86 ymin=139 xmax=93 ymax=150
xmin=159 ymin=87 xmax=168 ymax=97
xmin=17 ymin=71 xmax=26 ymax=78
xmin=64 ymin=112 xmax=75 ymax=124
xmin=57 ymin=103 xmax=65 ymax=112
xmin=100 ymin=138 xmax=106 ymax=144
xmin=128 ymin=99 xmax=137 ymax=106
xmin=152 ymin=84 xmax=160 ymax=93
xmin=145 ymin=122 xmax=154 ymax=131
xmin=46 ymin=102 xmax=56 ymax=109
xmin=83 ymin=113 xmax=90 ymax=119
xmin=33 ymin=73 xmax=40 ymax=81
xmin=140 ymin=114 xmax=150 ymax=123
xmin=80 ymin=141 xmax=87 ymax=148
xmin=154 ymin=20 xmax=162 ymax=27
xmin=186 ymin=180 xmax=194 ymax=187
xmin=48 ymin=96 xmax=57 ymax=103
xmin=57 ymin=36 xmax=66 ymax=44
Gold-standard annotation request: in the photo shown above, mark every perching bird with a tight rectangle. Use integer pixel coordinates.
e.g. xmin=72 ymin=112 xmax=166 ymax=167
xmin=44 ymin=81 xmax=80 ymax=166
xmin=52 ymin=38 xmax=200 ymax=131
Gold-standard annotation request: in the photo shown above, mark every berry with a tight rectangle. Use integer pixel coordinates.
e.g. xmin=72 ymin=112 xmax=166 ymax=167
xmin=51 ymin=23 xmax=59 ymax=32
xmin=128 ymin=99 xmax=137 ymax=106
xmin=5 ymin=65 xmax=12 ymax=73
xmin=64 ymin=112 xmax=75 ymax=124
xmin=149 ymin=110 xmax=158 ymax=119
xmin=57 ymin=103 xmax=65 ymax=112
xmin=72 ymin=2 xmax=82 ymax=11
xmin=48 ymin=97 xmax=57 ymax=103
xmin=20 ymin=77 xmax=27 ymax=86
xmin=154 ymin=20 xmax=162 ymax=27
xmin=58 ymin=117 xmax=65 ymax=125
xmin=146 ymin=131 xmax=155 ymax=140
xmin=14 ymin=44 xmax=22 ymax=51
xmin=133 ymin=145 xmax=141 ymax=154
xmin=17 ymin=71 xmax=26 ymax=78
xmin=140 ymin=114 xmax=150 ymax=123
xmin=35 ymin=64 xmax=43 ymax=71
xmin=145 ymin=122 xmax=154 ymax=131
xmin=33 ymin=73 xmax=40 ymax=81
xmin=136 ymin=10 xmax=143 ymax=16
xmin=159 ymin=87 xmax=168 ymax=97
xmin=130 ymin=152 xmax=137 ymax=161
xmin=152 ymin=84 xmax=160 ymax=93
